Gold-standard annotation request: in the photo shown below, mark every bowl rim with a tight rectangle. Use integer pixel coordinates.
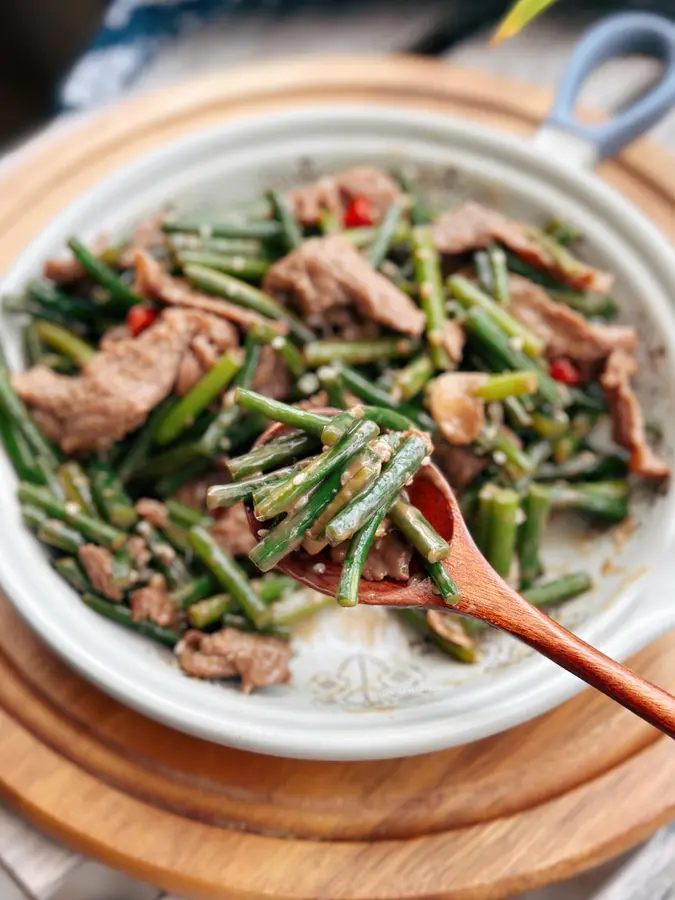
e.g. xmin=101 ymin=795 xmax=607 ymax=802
xmin=2 ymin=103 xmax=675 ymax=760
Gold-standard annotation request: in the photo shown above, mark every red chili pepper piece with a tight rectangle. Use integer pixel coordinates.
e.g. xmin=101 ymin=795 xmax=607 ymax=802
xmin=343 ymin=195 xmax=374 ymax=228
xmin=549 ymin=357 xmax=583 ymax=386
xmin=126 ymin=304 xmax=157 ymax=337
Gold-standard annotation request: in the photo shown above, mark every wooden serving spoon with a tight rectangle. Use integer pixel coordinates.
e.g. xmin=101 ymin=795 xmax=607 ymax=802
xmin=248 ymin=415 xmax=675 ymax=738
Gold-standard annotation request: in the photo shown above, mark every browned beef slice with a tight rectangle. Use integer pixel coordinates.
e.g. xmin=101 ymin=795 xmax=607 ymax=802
xmin=330 ymin=531 xmax=413 ymax=581
xmin=442 ymin=319 xmax=465 ymax=366
xmin=175 ymin=351 xmax=204 ymax=397
xmin=312 ymin=305 xmax=382 ymax=341
xmin=427 ymin=372 xmax=487 ymax=445
xmin=507 ymin=274 xmax=636 ymax=364
xmin=118 ymin=213 xmax=167 ymax=267
xmin=600 ymin=349 xmax=669 ymax=480
xmin=135 ymin=498 xmax=169 ymax=530
xmin=426 ymin=611 xmax=476 ymax=653
xmin=175 ymin=470 xmax=231 ymax=510
xmin=211 ymin=503 xmax=258 ymax=557
xmin=295 ymin=391 xmax=329 ymax=411
xmin=263 ymin=236 xmax=425 ymax=336
xmin=127 ymin=536 xmax=152 ymax=570
xmin=431 ymin=202 xmax=613 ymax=295
xmin=43 ymin=257 xmax=87 ymax=284
xmin=174 ymin=315 xmax=239 ymax=395
xmin=12 ymin=309 xmax=195 ymax=454
xmin=251 ymin=345 xmax=293 ymax=400
xmin=176 ymin=628 xmax=292 ymax=692
xmin=78 ymin=544 xmax=124 ymax=601
xmin=130 ymin=574 xmax=178 ymax=627
xmin=433 ymin=442 xmax=487 ymax=490
xmin=99 ymin=324 xmax=131 ymax=350
xmin=134 ymin=249 xmax=286 ymax=332
xmin=43 ymin=235 xmax=109 ymax=285
xmin=287 ymin=166 xmax=401 ymax=226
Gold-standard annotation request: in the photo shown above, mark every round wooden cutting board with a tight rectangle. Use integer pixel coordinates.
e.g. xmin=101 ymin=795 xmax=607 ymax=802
xmin=0 ymin=57 xmax=675 ymax=900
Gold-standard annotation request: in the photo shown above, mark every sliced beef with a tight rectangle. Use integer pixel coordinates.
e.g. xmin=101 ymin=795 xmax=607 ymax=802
xmin=287 ymin=166 xmax=401 ymax=227
xmin=176 ymin=628 xmax=292 ymax=692
xmin=99 ymin=324 xmax=131 ymax=350
xmin=431 ymin=202 xmax=613 ymax=295
xmin=175 ymin=470 xmax=231 ymax=510
xmin=330 ymin=531 xmax=413 ymax=581
xmin=263 ymin=236 xmax=425 ymax=337
xmin=442 ymin=319 xmax=465 ymax=366
xmin=211 ymin=503 xmax=258 ymax=557
xmin=295 ymin=390 xmax=329 ymax=411
xmin=13 ymin=306 xmax=239 ymax=453
xmin=43 ymin=257 xmax=87 ymax=285
xmin=507 ymin=274 xmax=636 ymax=365
xmin=126 ymin=535 xmax=152 ymax=571
xmin=78 ymin=544 xmax=123 ymax=601
xmin=174 ymin=315 xmax=238 ymax=396
xmin=176 ymin=351 xmax=204 ymax=397
xmin=433 ymin=442 xmax=487 ymax=490
xmin=118 ymin=213 xmax=167 ymax=267
xmin=134 ymin=249 xmax=286 ymax=333
xmin=426 ymin=372 xmax=487 ymax=445
xmin=43 ymin=235 xmax=108 ymax=285
xmin=426 ymin=611 xmax=476 ymax=654
xmin=314 ymin=305 xmax=381 ymax=341
xmin=135 ymin=498 xmax=169 ymax=530
xmin=600 ymin=349 xmax=669 ymax=480
xmin=251 ymin=344 xmax=293 ymax=400
xmin=130 ymin=574 xmax=178 ymax=627
xmin=12 ymin=309 xmax=197 ymax=454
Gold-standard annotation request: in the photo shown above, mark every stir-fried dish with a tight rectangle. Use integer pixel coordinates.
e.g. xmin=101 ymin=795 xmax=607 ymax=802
xmin=0 ymin=165 xmax=668 ymax=692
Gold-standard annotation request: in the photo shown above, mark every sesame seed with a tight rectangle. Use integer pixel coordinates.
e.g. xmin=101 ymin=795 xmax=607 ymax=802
xmin=493 ymin=450 xmax=507 ymax=465
xmin=298 ymin=373 xmax=320 ymax=395
xmin=317 ymin=365 xmax=338 ymax=380
xmin=271 ymin=336 xmax=285 ymax=350
xmin=508 ymin=336 xmax=524 ymax=352
xmin=313 ymin=562 xmax=326 ymax=574
xmin=64 ymin=502 xmax=80 ymax=517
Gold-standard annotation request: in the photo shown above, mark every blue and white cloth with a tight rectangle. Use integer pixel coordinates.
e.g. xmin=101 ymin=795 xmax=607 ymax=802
xmin=60 ymin=0 xmax=292 ymax=111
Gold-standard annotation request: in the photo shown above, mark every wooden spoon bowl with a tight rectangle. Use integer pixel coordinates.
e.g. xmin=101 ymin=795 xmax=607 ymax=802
xmin=246 ymin=413 xmax=452 ymax=605
xmin=246 ymin=409 xmax=675 ymax=740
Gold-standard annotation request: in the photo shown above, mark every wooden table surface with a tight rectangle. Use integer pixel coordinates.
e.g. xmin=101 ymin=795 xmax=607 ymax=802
xmin=0 ymin=6 xmax=673 ymax=899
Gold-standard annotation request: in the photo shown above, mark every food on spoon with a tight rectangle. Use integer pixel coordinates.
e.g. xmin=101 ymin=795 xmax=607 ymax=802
xmin=0 ymin=164 xmax=667 ymax=692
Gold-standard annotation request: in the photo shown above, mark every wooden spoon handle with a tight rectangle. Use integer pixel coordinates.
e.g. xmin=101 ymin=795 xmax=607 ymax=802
xmin=478 ymin=585 xmax=675 ymax=737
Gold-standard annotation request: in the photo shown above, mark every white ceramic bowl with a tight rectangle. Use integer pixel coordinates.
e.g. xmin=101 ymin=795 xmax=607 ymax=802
xmin=2 ymin=79 xmax=675 ymax=760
